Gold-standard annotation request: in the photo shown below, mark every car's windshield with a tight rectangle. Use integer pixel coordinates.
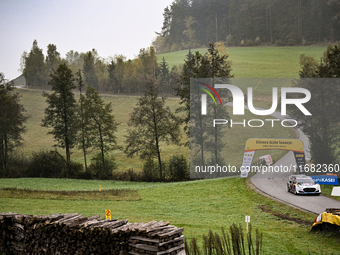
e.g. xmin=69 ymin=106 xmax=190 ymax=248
xmin=297 ymin=179 xmax=315 ymax=184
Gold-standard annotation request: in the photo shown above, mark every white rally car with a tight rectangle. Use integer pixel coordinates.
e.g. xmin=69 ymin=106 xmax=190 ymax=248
xmin=287 ymin=175 xmax=321 ymax=195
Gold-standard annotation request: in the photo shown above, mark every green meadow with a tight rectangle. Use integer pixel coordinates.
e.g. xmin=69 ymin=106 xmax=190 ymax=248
xmin=157 ymin=46 xmax=326 ymax=78
xmin=2 ymin=46 xmax=339 ymax=254
xmin=0 ymin=177 xmax=339 ymax=254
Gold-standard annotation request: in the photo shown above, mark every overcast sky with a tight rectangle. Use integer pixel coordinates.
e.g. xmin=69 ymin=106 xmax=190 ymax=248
xmin=0 ymin=0 xmax=174 ymax=80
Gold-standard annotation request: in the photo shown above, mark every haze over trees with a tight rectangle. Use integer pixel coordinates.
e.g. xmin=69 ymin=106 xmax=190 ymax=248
xmin=153 ymin=0 xmax=340 ymax=53
xmin=21 ymin=40 xmax=179 ymax=95
xmin=292 ymin=44 xmax=340 ymax=165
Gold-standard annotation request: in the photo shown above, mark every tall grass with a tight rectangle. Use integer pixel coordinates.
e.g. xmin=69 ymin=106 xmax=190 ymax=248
xmin=185 ymin=224 xmax=263 ymax=255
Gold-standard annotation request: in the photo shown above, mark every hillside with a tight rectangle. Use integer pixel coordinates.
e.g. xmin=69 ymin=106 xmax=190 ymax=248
xmin=157 ymin=46 xmax=326 ymax=78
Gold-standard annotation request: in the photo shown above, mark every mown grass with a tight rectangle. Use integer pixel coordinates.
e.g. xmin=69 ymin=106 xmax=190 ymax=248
xmin=0 ymin=187 xmax=140 ymax=201
xmin=0 ymin=177 xmax=339 ymax=254
xmin=157 ymin=46 xmax=326 ymax=78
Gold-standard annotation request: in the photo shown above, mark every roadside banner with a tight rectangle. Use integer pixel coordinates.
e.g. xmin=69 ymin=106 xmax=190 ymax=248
xmin=311 ymin=175 xmax=339 ymax=185
xmin=293 ymin=151 xmax=306 ymax=173
xmin=241 ymin=151 xmax=255 ymax=178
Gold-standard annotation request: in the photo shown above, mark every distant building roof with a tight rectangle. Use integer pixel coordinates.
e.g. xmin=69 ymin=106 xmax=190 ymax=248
xmin=10 ymin=74 xmax=26 ymax=87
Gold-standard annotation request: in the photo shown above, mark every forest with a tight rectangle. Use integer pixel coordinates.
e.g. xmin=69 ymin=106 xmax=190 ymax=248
xmin=152 ymin=0 xmax=340 ymax=53
xmin=21 ymin=40 xmax=180 ymax=95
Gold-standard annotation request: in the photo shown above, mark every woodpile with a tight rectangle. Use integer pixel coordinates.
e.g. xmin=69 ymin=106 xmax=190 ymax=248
xmin=0 ymin=212 xmax=185 ymax=255
xmin=326 ymin=208 xmax=340 ymax=215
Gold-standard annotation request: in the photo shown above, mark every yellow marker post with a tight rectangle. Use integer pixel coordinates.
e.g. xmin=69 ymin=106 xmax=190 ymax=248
xmin=105 ymin=210 xmax=111 ymax=220
xmin=99 ymin=185 xmax=101 ymax=192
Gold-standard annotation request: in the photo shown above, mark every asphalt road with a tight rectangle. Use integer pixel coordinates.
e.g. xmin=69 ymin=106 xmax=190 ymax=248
xmin=249 ymin=109 xmax=340 ymax=215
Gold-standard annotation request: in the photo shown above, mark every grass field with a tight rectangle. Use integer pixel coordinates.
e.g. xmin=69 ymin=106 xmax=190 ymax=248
xmin=18 ymin=88 xmax=294 ymax=171
xmin=0 ymin=177 xmax=339 ymax=254
xmin=157 ymin=46 xmax=326 ymax=78
xmin=3 ymin=46 xmax=339 ymax=254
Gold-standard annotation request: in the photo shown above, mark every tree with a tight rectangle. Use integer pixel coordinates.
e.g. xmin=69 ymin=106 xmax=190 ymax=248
xmin=83 ymin=49 xmax=99 ymax=90
xmin=42 ymin=64 xmax=78 ymax=176
xmin=0 ymin=73 xmax=28 ymax=176
xmin=46 ymin=44 xmax=61 ymax=73
xmin=75 ymin=70 xmax=88 ymax=172
xmin=175 ymin=43 xmax=233 ymax=139
xmin=175 ymin=43 xmax=233 ymax=171
xmin=84 ymin=86 xmax=120 ymax=173
xmin=124 ymin=81 xmax=181 ymax=180
xmin=23 ymin=40 xmax=47 ymax=87
xmin=292 ymin=43 xmax=340 ymax=165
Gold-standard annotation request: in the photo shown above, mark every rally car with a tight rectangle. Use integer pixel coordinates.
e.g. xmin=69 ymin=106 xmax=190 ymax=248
xmin=287 ymin=175 xmax=321 ymax=195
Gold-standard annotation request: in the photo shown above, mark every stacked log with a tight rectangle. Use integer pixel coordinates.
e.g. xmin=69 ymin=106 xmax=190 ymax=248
xmin=128 ymin=221 xmax=185 ymax=255
xmin=0 ymin=212 xmax=185 ymax=255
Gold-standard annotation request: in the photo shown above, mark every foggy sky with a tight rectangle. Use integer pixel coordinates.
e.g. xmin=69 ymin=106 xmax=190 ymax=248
xmin=0 ymin=0 xmax=174 ymax=80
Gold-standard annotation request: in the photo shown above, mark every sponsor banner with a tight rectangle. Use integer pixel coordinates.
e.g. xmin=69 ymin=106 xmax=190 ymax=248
xmin=293 ymin=151 xmax=306 ymax=173
xmin=244 ymin=138 xmax=304 ymax=153
xmin=240 ymin=151 xmax=255 ymax=178
xmin=311 ymin=175 xmax=339 ymax=185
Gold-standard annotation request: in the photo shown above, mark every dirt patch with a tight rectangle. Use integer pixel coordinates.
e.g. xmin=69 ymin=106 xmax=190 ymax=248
xmin=258 ymin=205 xmax=312 ymax=226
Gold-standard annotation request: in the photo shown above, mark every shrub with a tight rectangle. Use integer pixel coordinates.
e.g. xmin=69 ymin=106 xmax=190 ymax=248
xmin=1 ymin=154 xmax=29 ymax=178
xmin=226 ymin=34 xmax=235 ymax=46
xmin=254 ymin=36 xmax=261 ymax=45
xmin=142 ymin=158 xmax=159 ymax=182
xmin=166 ymin=154 xmax=189 ymax=182
xmin=26 ymin=150 xmax=65 ymax=178
xmin=112 ymin=169 xmax=143 ymax=181
xmin=67 ymin=161 xmax=84 ymax=178
xmin=88 ymin=153 xmax=117 ymax=179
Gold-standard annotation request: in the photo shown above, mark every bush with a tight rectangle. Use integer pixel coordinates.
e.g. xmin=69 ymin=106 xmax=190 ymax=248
xmin=166 ymin=154 xmax=189 ymax=182
xmin=112 ymin=169 xmax=143 ymax=181
xmin=1 ymin=154 xmax=30 ymax=178
xmin=254 ymin=36 xmax=261 ymax=46
xmin=66 ymin=161 xmax=84 ymax=178
xmin=88 ymin=153 xmax=117 ymax=179
xmin=226 ymin=34 xmax=235 ymax=46
xmin=26 ymin=150 xmax=65 ymax=178
xmin=142 ymin=158 xmax=160 ymax=182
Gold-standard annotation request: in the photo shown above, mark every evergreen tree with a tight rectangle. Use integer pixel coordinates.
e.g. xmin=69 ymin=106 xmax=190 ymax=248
xmin=83 ymin=50 xmax=99 ymax=90
xmin=42 ymin=64 xmax=78 ymax=176
xmin=23 ymin=40 xmax=48 ymax=87
xmin=46 ymin=44 xmax=61 ymax=73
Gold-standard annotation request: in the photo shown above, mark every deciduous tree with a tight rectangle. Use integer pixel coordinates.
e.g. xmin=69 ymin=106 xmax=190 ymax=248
xmin=84 ymin=86 xmax=120 ymax=173
xmin=42 ymin=64 xmax=78 ymax=176
xmin=0 ymin=73 xmax=28 ymax=176
xmin=124 ymin=81 xmax=181 ymax=180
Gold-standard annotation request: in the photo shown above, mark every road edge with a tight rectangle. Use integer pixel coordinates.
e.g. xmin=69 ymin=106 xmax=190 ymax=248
xmin=245 ymin=178 xmax=318 ymax=215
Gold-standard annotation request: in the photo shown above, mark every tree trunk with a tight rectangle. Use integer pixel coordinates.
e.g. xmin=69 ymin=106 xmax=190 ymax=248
xmin=99 ymin=124 xmax=106 ymax=173
xmin=152 ymin=106 xmax=162 ymax=181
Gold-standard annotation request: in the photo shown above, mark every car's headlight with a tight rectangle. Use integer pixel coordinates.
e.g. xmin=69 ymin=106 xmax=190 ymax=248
xmin=296 ymin=185 xmax=303 ymax=190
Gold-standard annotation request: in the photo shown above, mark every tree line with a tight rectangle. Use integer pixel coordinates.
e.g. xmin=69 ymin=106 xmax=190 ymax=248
xmin=21 ymin=40 xmax=180 ymax=94
xmin=2 ymin=42 xmax=340 ymax=180
xmin=153 ymin=0 xmax=340 ymax=53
